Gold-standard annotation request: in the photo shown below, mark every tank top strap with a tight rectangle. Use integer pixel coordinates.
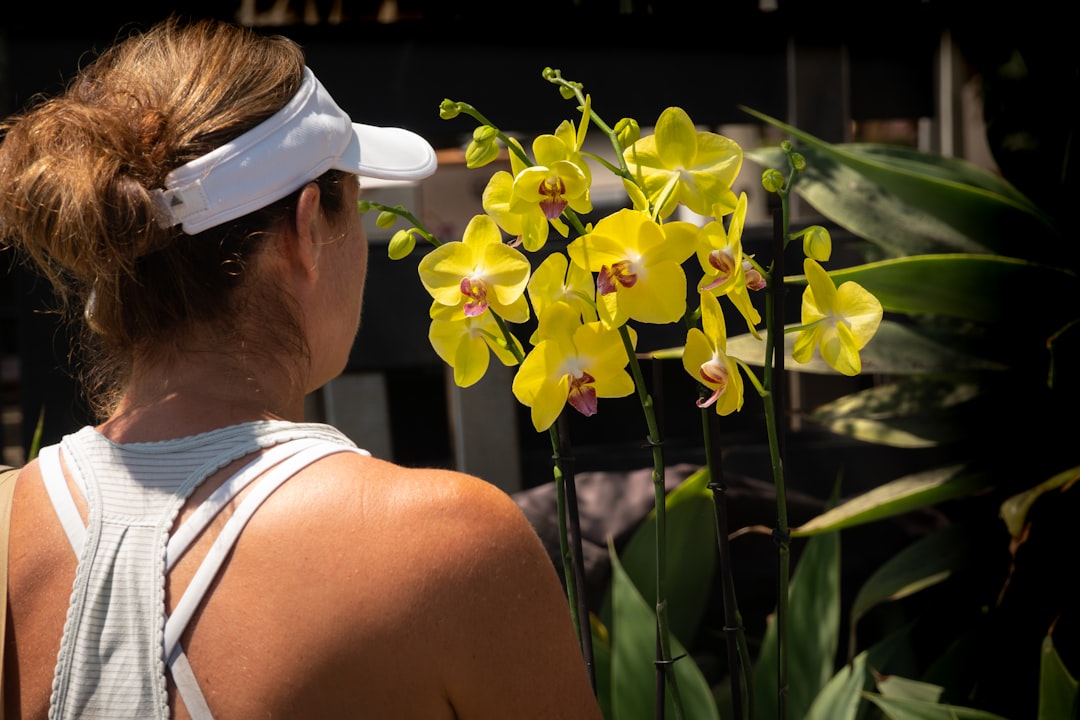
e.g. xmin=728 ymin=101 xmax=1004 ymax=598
xmin=39 ymin=443 xmax=87 ymax=554
xmin=164 ymin=440 xmax=366 ymax=657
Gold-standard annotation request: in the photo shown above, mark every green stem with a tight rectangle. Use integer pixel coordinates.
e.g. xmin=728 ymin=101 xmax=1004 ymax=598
xmin=555 ymin=415 xmax=596 ymax=690
xmin=618 ymin=327 xmax=684 ymax=719
xmin=548 ymin=425 xmax=579 ymax=629
xmin=543 ymin=68 xmax=635 ymax=181
xmin=763 ymin=207 xmax=791 ymax=720
xmin=452 ymin=102 xmax=532 ymax=168
xmin=701 ymin=405 xmax=750 ymax=720
xmin=360 ymin=201 xmax=441 ymax=246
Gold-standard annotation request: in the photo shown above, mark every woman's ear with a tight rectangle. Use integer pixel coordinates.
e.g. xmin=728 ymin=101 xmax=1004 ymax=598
xmin=292 ymin=182 xmax=324 ymax=275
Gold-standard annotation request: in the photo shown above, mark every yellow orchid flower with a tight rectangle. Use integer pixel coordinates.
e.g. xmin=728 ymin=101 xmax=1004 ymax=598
xmin=682 ymin=292 xmax=744 ymax=415
xmin=428 ymin=303 xmax=522 ymax=388
xmin=697 ymin=193 xmax=748 ymax=295
xmin=512 ymin=302 xmax=636 ymax=432
xmin=566 ymin=208 xmax=698 ymax=328
xmin=482 ymin=170 xmax=551 ymax=251
xmin=527 ymin=251 xmax=597 ymax=329
xmin=695 ymin=193 xmax=763 ymax=338
xmin=418 ymin=214 xmax=531 ymax=323
xmin=624 ymin=106 xmax=742 ymax=220
xmin=511 ymin=123 xmax=592 ymax=233
xmin=513 ymin=159 xmax=590 ymax=222
xmin=792 ymin=258 xmax=883 ymax=376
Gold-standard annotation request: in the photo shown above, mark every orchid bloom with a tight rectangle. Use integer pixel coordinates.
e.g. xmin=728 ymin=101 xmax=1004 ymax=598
xmin=566 ymin=208 xmax=698 ymax=328
xmin=418 ymin=214 xmax=531 ymax=323
xmin=512 ymin=301 xmax=636 ymax=432
xmin=510 ymin=115 xmax=592 ymax=243
xmin=682 ymin=292 xmax=744 ymax=415
xmin=482 ymin=170 xmax=550 ymax=251
xmin=623 ymin=106 xmax=742 ymax=220
xmin=428 ymin=303 xmax=523 ymax=388
xmin=792 ymin=258 xmax=883 ymax=376
xmin=695 ymin=193 xmax=763 ymax=337
xmin=697 ymin=192 xmax=750 ymax=296
xmin=527 ymin=251 xmax=598 ymax=336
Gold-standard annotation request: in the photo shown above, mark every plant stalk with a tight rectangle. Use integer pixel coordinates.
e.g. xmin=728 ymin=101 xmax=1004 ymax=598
xmin=619 ymin=328 xmax=684 ymax=719
xmin=555 ymin=415 xmax=596 ymax=690
xmin=702 ymin=406 xmax=750 ymax=720
xmin=763 ymin=207 xmax=791 ymax=719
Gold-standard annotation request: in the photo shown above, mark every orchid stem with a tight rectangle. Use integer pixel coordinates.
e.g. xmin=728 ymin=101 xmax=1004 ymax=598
xmin=763 ymin=206 xmax=791 ymax=720
xmin=619 ymin=327 xmax=684 ymax=719
xmin=549 ymin=417 xmax=595 ymax=688
xmin=702 ymin=405 xmax=751 ymax=720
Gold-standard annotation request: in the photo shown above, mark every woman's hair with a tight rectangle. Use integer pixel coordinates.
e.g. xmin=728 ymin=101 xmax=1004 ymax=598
xmin=0 ymin=17 xmax=350 ymax=417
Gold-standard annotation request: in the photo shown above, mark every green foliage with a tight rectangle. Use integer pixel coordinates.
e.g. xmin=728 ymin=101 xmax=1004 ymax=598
xmin=607 ymin=541 xmax=720 ymax=720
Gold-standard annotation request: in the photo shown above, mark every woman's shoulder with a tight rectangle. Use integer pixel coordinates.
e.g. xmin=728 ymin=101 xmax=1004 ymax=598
xmin=267 ymin=449 xmax=540 ymax=563
xmin=334 ymin=451 xmax=527 ymax=530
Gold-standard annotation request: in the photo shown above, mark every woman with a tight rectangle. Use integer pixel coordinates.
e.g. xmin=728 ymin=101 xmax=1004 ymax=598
xmin=0 ymin=17 xmax=601 ymax=720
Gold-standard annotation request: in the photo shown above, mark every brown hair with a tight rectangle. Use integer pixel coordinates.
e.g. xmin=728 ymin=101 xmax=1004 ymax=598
xmin=0 ymin=17 xmax=350 ymax=417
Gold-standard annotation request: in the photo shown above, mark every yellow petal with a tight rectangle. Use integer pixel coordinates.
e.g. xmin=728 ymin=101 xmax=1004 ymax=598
xmin=619 ymin=260 xmax=687 ymax=325
xmin=418 ymin=242 xmax=476 ymax=306
xmin=682 ymin=328 xmax=712 ymax=381
xmin=836 ymin=281 xmax=884 ymax=348
xmin=820 ymin=322 xmax=862 ymax=376
xmin=792 ymin=326 xmax=820 ymax=364
xmin=653 ymin=107 xmax=697 ymax=169
xmin=453 ymin=332 xmax=492 ymax=387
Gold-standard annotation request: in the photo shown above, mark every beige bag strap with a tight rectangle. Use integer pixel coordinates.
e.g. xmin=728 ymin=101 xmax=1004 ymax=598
xmin=0 ymin=465 xmax=20 ymax=720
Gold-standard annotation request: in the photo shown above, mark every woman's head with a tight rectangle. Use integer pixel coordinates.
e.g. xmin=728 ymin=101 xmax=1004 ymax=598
xmin=0 ymin=17 xmax=435 ymax=416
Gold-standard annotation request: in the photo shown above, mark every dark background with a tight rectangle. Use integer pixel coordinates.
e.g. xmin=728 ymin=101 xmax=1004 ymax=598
xmin=1 ymin=0 xmax=1069 ymax=474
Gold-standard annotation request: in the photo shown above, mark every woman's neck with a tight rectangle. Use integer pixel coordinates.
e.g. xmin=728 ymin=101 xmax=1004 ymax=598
xmin=97 ymin=355 xmax=306 ymax=443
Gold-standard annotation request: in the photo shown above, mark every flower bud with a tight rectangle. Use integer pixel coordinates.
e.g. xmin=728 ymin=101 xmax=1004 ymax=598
xmin=615 ymin=117 xmax=641 ymax=148
xmin=376 ymin=210 xmax=398 ymax=229
xmin=472 ymin=125 xmax=498 ymax=143
xmin=802 ymin=225 xmax=832 ymax=262
xmin=761 ymin=168 xmax=785 ymax=193
xmin=357 ymin=199 xmax=373 ymax=213
xmin=439 ymin=99 xmax=461 ymax=120
xmin=791 ymin=152 xmax=806 ymax=172
xmin=465 ymin=137 xmax=500 ymax=168
xmin=388 ymin=229 xmax=417 ymax=260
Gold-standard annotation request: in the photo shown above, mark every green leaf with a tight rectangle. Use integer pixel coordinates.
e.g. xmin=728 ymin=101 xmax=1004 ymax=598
xmin=608 ymin=542 xmax=719 ymax=720
xmin=863 ymin=692 xmax=1012 ymax=719
xmin=726 ymin=320 xmax=1006 ymax=377
xmin=999 ymin=463 xmax=1080 ymax=539
xmin=877 ymin=675 xmax=945 ymax=703
xmin=790 ymin=465 xmax=990 ymax=536
xmin=605 ymin=467 xmax=718 ymax=646
xmin=784 ymin=254 xmax=1079 ymax=329
xmin=807 ymin=377 xmax=987 ymax=448
xmin=753 ymin=527 xmax=841 ymax=720
xmin=804 ymin=650 xmax=868 ymax=720
xmin=1038 ymin=632 xmax=1079 ymax=720
xmin=591 ymin=616 xmax=613 ymax=720
xmin=741 ymin=107 xmax=1060 ymax=262
xmin=848 ymin=523 xmax=977 ymax=662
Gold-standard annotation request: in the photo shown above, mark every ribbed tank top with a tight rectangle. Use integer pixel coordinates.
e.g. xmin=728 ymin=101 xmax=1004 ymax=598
xmin=41 ymin=420 xmax=367 ymax=719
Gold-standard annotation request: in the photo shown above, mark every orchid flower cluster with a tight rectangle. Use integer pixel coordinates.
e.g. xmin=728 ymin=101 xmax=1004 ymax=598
xmin=372 ymin=67 xmax=884 ymax=435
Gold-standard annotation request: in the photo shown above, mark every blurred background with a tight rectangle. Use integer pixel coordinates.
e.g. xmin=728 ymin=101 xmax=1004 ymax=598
xmin=0 ymin=0 xmax=1071 ymax=493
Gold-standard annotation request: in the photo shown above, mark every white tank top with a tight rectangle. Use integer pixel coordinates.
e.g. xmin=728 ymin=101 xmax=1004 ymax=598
xmin=40 ymin=420 xmax=369 ymax=719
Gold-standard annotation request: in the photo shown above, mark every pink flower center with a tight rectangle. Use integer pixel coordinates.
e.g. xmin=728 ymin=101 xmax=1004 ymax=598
xmin=460 ymin=277 xmax=489 ymax=316
xmin=597 ymin=260 xmax=637 ymax=296
xmin=567 ymin=372 xmax=598 ymax=416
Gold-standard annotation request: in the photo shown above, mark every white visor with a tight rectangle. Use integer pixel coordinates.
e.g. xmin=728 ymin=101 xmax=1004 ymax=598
xmin=150 ymin=67 xmax=437 ymax=234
